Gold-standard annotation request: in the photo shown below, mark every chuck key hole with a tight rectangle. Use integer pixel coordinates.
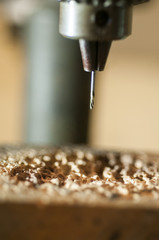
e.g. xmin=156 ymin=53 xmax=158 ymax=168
xmin=95 ymin=10 xmax=110 ymax=27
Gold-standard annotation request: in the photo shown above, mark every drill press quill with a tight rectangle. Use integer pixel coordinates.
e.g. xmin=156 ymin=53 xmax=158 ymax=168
xmin=59 ymin=0 xmax=150 ymax=109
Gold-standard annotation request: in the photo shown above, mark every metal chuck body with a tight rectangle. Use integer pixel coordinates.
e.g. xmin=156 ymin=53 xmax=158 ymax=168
xmin=59 ymin=0 xmax=150 ymax=108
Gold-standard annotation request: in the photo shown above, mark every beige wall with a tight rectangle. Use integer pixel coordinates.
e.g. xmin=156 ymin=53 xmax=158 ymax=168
xmin=0 ymin=10 xmax=24 ymax=144
xmin=90 ymin=0 xmax=159 ymax=152
xmin=0 ymin=1 xmax=158 ymax=152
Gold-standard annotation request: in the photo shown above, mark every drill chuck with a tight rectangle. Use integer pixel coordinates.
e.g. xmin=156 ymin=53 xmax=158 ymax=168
xmin=59 ymin=0 xmax=150 ymax=108
xmin=59 ymin=0 xmax=133 ymax=41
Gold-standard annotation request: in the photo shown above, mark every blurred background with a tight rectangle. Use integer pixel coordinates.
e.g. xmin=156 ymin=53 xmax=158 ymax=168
xmin=0 ymin=0 xmax=158 ymax=152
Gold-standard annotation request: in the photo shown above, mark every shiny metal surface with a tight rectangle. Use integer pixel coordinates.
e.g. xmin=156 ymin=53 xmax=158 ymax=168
xmin=59 ymin=0 xmax=150 ymax=74
xmin=79 ymin=39 xmax=111 ymax=71
xmin=59 ymin=0 xmax=150 ymax=109
xmin=90 ymin=71 xmax=95 ymax=109
xmin=60 ymin=1 xmax=133 ymax=41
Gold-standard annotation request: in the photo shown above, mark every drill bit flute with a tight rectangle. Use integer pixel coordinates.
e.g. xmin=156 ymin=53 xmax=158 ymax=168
xmin=90 ymin=71 xmax=95 ymax=109
xmin=59 ymin=0 xmax=150 ymax=109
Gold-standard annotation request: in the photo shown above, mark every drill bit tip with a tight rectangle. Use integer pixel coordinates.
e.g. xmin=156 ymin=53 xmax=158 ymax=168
xmin=90 ymin=71 xmax=95 ymax=110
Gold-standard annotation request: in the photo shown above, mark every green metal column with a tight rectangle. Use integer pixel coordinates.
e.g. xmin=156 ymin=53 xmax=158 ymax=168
xmin=25 ymin=2 xmax=90 ymax=145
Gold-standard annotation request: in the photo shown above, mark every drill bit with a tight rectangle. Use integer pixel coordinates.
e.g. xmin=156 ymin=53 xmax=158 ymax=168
xmin=90 ymin=71 xmax=95 ymax=109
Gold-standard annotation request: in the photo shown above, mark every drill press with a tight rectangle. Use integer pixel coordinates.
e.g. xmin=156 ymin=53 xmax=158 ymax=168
xmin=59 ymin=0 xmax=150 ymax=108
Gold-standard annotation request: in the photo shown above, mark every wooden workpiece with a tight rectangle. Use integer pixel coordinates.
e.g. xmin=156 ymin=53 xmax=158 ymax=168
xmin=0 ymin=146 xmax=159 ymax=240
